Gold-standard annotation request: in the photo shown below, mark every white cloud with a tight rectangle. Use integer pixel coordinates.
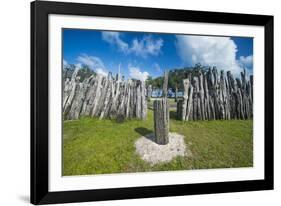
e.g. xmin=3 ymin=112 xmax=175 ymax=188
xmin=101 ymin=32 xmax=129 ymax=52
xmin=175 ymin=35 xmax=245 ymax=76
xmin=96 ymin=68 xmax=108 ymax=76
xmin=63 ymin=59 xmax=68 ymax=67
xmin=76 ymin=54 xmax=108 ymax=76
xmin=238 ymin=55 xmax=253 ymax=68
xmin=102 ymin=32 xmax=163 ymax=58
xmin=77 ymin=54 xmax=105 ymax=69
xmin=128 ymin=65 xmax=149 ymax=81
xmin=130 ymin=36 xmax=163 ymax=57
xmin=75 ymin=63 xmax=82 ymax=69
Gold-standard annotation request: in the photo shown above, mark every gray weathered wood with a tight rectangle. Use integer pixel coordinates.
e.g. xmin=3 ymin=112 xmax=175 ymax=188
xmin=154 ymin=71 xmax=169 ymax=144
xmin=162 ymin=71 xmax=169 ymax=98
xmin=181 ymin=79 xmax=190 ymax=121
xmin=63 ymin=67 xmax=147 ymax=120
xmin=177 ymin=68 xmax=253 ymax=121
xmin=154 ymin=99 xmax=169 ymax=145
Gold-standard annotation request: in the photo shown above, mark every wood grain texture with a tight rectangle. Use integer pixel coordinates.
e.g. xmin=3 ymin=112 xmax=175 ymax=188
xmin=63 ymin=69 xmax=147 ymax=120
xmin=178 ymin=68 xmax=253 ymax=121
xmin=154 ymin=71 xmax=169 ymax=144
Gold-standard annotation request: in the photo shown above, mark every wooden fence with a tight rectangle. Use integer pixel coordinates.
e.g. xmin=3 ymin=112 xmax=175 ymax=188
xmin=63 ymin=68 xmax=147 ymax=120
xmin=177 ymin=68 xmax=253 ymax=121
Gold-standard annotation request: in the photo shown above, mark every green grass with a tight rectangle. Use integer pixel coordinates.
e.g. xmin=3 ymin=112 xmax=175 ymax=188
xmin=63 ymin=109 xmax=253 ymax=176
xmin=148 ymin=97 xmax=177 ymax=110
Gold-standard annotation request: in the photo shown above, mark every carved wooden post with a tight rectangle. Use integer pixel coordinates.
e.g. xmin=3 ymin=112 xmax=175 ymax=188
xmin=153 ymin=71 xmax=169 ymax=145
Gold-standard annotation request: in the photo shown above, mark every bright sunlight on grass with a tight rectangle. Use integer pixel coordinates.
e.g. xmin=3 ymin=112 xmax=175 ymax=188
xmin=63 ymin=108 xmax=253 ymax=176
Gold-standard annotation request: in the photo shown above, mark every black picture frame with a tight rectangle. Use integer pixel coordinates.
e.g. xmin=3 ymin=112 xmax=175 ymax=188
xmin=31 ymin=0 xmax=274 ymax=204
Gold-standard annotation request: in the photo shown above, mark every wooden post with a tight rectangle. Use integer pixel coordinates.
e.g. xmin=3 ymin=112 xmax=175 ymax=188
xmin=154 ymin=71 xmax=169 ymax=145
xmin=175 ymin=83 xmax=178 ymax=102
xmin=181 ymin=78 xmax=189 ymax=121
xmin=154 ymin=99 xmax=169 ymax=144
xmin=147 ymin=84 xmax=152 ymax=101
xmin=162 ymin=71 xmax=169 ymax=98
xmin=177 ymin=68 xmax=253 ymax=121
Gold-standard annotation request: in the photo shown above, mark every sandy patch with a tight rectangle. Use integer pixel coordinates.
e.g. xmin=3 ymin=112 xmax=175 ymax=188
xmin=135 ymin=132 xmax=190 ymax=165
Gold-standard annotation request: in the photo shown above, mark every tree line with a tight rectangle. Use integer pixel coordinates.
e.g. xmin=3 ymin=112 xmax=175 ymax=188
xmin=146 ymin=64 xmax=208 ymax=93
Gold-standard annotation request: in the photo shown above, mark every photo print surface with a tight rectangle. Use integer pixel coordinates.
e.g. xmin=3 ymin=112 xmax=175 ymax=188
xmin=62 ymin=29 xmax=253 ymax=176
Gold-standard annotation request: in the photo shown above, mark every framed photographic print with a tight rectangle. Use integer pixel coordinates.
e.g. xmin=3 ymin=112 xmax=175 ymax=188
xmin=31 ymin=0 xmax=274 ymax=204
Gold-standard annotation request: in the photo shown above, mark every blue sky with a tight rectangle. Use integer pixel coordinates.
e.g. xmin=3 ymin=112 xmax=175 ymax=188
xmin=63 ymin=29 xmax=253 ymax=80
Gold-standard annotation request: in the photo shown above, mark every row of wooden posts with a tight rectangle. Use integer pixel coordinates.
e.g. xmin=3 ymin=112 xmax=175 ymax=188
xmin=177 ymin=68 xmax=253 ymax=121
xmin=63 ymin=68 xmax=147 ymax=120
xmin=63 ymin=67 xmax=253 ymax=122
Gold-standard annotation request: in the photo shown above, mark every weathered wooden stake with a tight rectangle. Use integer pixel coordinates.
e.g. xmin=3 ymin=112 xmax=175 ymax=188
xmin=177 ymin=68 xmax=253 ymax=121
xmin=175 ymin=83 xmax=178 ymax=102
xmin=154 ymin=71 xmax=169 ymax=145
xmin=147 ymin=84 xmax=152 ymax=101
xmin=63 ymin=66 xmax=147 ymax=120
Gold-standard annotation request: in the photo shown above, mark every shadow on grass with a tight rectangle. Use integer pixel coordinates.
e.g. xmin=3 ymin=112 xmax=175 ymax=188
xmin=135 ymin=127 xmax=157 ymax=143
xmin=169 ymin=110 xmax=179 ymax=120
xmin=135 ymin=127 xmax=153 ymax=136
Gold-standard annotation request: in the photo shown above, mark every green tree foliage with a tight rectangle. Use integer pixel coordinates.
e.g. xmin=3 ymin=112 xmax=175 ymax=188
xmin=147 ymin=64 xmax=210 ymax=91
xmin=63 ymin=64 xmax=96 ymax=82
xmin=77 ymin=64 xmax=96 ymax=82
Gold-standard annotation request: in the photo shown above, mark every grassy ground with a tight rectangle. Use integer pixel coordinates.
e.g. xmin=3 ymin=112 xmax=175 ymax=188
xmin=148 ymin=98 xmax=178 ymax=110
xmin=63 ymin=105 xmax=253 ymax=176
